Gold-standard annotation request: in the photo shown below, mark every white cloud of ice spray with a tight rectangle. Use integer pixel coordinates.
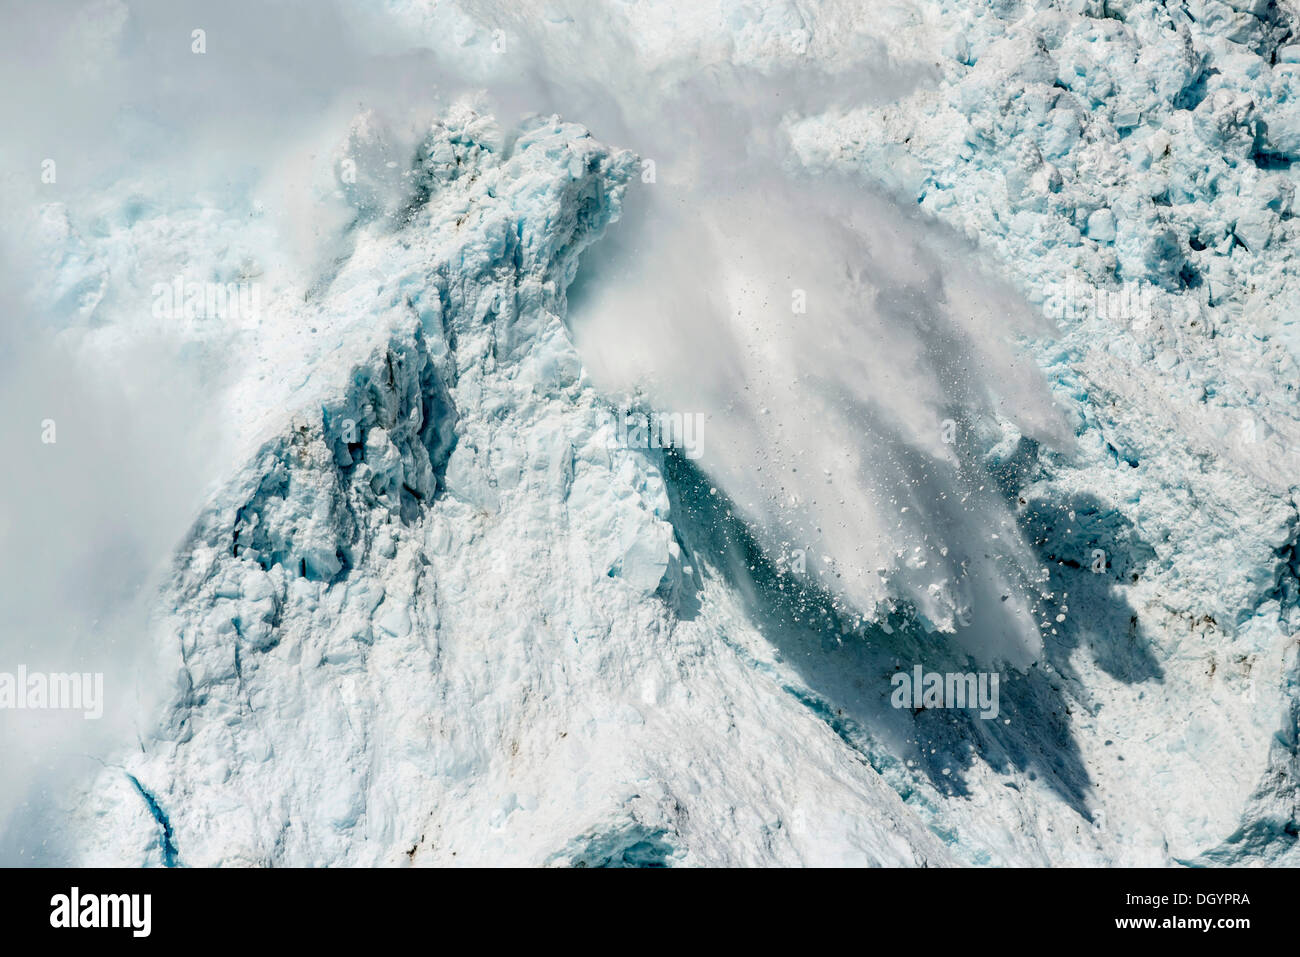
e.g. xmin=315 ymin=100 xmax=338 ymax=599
xmin=569 ymin=146 xmax=1072 ymax=666
xmin=455 ymin=2 xmax=1075 ymax=662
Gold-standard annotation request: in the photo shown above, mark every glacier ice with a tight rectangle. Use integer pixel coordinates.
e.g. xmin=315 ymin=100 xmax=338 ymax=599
xmin=1 ymin=0 xmax=1297 ymax=867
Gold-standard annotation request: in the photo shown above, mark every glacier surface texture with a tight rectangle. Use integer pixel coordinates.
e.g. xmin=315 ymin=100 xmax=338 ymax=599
xmin=1 ymin=0 xmax=1298 ymax=866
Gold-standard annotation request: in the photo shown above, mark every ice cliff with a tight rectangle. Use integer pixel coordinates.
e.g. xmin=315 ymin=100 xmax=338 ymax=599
xmin=63 ymin=110 xmax=967 ymax=866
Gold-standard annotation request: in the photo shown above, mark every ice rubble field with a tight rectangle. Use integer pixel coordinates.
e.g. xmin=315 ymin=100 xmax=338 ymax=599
xmin=11 ymin=0 xmax=1300 ymax=865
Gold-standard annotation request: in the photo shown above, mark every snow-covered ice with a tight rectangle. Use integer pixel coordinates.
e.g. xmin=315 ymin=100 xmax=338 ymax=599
xmin=2 ymin=0 xmax=1297 ymax=866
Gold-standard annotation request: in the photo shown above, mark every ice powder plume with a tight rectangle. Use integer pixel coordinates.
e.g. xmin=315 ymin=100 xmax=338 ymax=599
xmin=570 ymin=160 xmax=1071 ymax=668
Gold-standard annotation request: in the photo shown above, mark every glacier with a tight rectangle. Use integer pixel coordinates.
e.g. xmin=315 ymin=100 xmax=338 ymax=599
xmin=1 ymin=0 xmax=1297 ymax=867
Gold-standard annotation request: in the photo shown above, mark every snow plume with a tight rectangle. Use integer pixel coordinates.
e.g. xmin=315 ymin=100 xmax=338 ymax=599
xmin=345 ymin=0 xmax=1077 ymax=664
xmin=570 ymin=160 xmax=1071 ymax=666
xmin=461 ymin=11 xmax=1076 ymax=664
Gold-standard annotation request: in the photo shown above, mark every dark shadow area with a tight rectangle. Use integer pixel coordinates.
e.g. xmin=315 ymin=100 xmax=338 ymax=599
xmin=986 ymin=434 xmax=1164 ymax=685
xmin=1018 ymin=490 xmax=1164 ymax=685
xmin=658 ymin=445 xmax=1162 ymax=826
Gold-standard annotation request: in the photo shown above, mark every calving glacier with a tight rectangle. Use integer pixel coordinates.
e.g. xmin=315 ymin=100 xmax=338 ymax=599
xmin=69 ymin=110 xmax=969 ymax=867
xmin=0 ymin=0 xmax=1297 ymax=872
